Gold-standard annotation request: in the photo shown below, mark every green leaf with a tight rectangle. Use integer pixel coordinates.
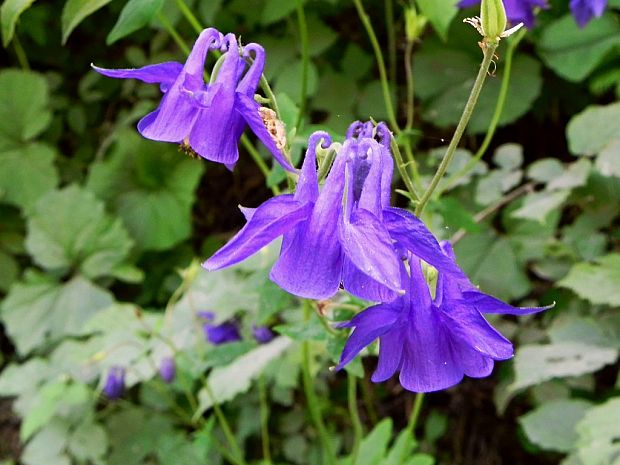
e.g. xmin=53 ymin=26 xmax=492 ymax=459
xmin=559 ymin=254 xmax=620 ymax=306
xmin=0 ymin=249 xmax=18 ymax=292
xmin=527 ymin=158 xmax=565 ymax=183
xmin=87 ymin=130 xmax=204 ymax=251
xmin=385 ymin=429 xmax=417 ymax=465
xmin=21 ymin=419 xmax=71 ymax=465
xmin=596 ymin=139 xmax=620 ymax=178
xmin=261 ymin=0 xmax=298 ymax=25
xmin=274 ymin=59 xmax=319 ymax=105
xmin=0 ymin=143 xmax=58 ymax=211
xmin=61 ymin=0 xmax=113 ymax=44
xmin=415 ymin=50 xmax=542 ymax=133
xmin=576 ymin=397 xmax=620 ymax=465
xmin=0 ymin=69 xmax=51 ymax=151
xmin=26 ymin=185 xmax=134 ymax=279
xmin=511 ymin=190 xmax=570 ymax=223
xmin=106 ymin=0 xmax=163 ymax=44
xmin=520 ymin=399 xmax=593 ymax=453
xmin=509 ymin=342 xmax=618 ymax=394
xmin=355 ymin=418 xmax=393 ymax=465
xmin=567 ymin=102 xmax=620 ymax=156
xmin=0 ymin=0 xmax=37 ymax=46
xmin=0 ymin=358 xmax=51 ymax=399
xmin=416 ymin=0 xmax=457 ymax=41
xmin=537 ymin=14 xmax=620 ymax=82
xmin=454 ymin=232 xmax=530 ymax=301
xmin=197 ymin=336 xmax=292 ymax=413
xmin=1 ymin=275 xmax=114 ymax=355
xmin=67 ymin=417 xmax=108 ymax=463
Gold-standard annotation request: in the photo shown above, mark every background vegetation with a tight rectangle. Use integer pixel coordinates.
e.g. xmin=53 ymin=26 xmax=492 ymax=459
xmin=1 ymin=0 xmax=620 ymax=464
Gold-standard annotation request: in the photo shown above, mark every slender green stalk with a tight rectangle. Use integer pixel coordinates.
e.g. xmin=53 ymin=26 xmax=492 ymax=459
xmin=415 ymin=41 xmax=499 ymax=216
xmin=240 ymin=135 xmax=281 ymax=195
xmin=301 ymin=301 xmax=337 ymax=465
xmin=353 ymin=0 xmax=400 ymax=133
xmin=203 ymin=381 xmax=248 ymax=465
xmin=258 ymin=376 xmax=273 ymax=465
xmin=174 ymin=0 xmax=203 ymax=35
xmin=402 ymin=140 xmax=422 ymax=190
xmin=441 ymin=29 xmax=526 ymax=193
xmin=359 ymin=378 xmax=379 ymax=426
xmin=347 ymin=372 xmax=364 ymax=464
xmin=295 ymin=3 xmax=309 ymax=131
xmin=12 ymin=35 xmax=30 ymax=70
xmin=259 ymin=74 xmax=281 ymax=118
xmin=385 ymin=0 xmax=397 ymax=84
xmin=399 ymin=393 xmax=425 ymax=463
xmin=404 ymin=39 xmax=415 ymax=131
xmin=158 ymin=12 xmax=191 ymax=54
xmin=390 ymin=136 xmax=420 ymax=201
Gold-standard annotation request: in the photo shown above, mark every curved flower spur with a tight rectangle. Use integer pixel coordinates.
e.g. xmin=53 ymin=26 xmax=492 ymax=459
xmin=338 ymin=242 xmax=552 ymax=393
xmin=92 ymin=27 xmax=294 ymax=171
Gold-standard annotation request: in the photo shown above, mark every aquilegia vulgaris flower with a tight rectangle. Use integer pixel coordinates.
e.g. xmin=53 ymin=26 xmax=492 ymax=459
xmin=159 ymin=357 xmax=176 ymax=383
xmin=199 ymin=311 xmax=242 ymax=345
xmin=204 ymin=121 xmax=460 ymax=301
xmin=570 ymin=0 xmax=607 ymax=27
xmin=103 ymin=366 xmax=125 ymax=399
xmin=338 ymin=242 xmax=551 ymax=393
xmin=92 ymin=28 xmax=293 ymax=171
xmin=458 ymin=0 xmax=548 ymax=28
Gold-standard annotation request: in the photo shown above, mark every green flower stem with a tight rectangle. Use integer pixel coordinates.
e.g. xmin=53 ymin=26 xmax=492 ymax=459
xmin=302 ymin=300 xmax=337 ymax=465
xmin=391 ymin=136 xmax=420 ymax=201
xmin=258 ymin=376 xmax=273 ymax=465
xmin=203 ymin=380 xmax=248 ymax=465
xmin=259 ymin=74 xmax=281 ymax=118
xmin=360 ymin=378 xmax=379 ymax=425
xmin=347 ymin=372 xmax=364 ymax=464
xmin=385 ymin=0 xmax=397 ymax=84
xmin=415 ymin=40 xmax=499 ymax=217
xmin=158 ymin=12 xmax=191 ymax=54
xmin=240 ymin=135 xmax=281 ymax=195
xmin=353 ymin=0 xmax=399 ymax=133
xmin=441 ymin=29 xmax=526 ymax=193
xmin=400 ymin=393 xmax=425 ymax=463
xmin=295 ymin=3 xmax=309 ymax=131
xmin=174 ymin=0 xmax=203 ymax=35
xmin=12 ymin=34 xmax=30 ymax=70
xmin=404 ymin=39 xmax=415 ymax=131
xmin=402 ymin=140 xmax=422 ymax=190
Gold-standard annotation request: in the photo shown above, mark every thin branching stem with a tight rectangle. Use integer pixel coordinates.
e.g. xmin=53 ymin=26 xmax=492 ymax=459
xmin=441 ymin=29 xmax=526 ymax=193
xmin=347 ymin=372 xmax=364 ymax=464
xmin=415 ymin=40 xmax=499 ymax=216
xmin=295 ymin=3 xmax=309 ymax=131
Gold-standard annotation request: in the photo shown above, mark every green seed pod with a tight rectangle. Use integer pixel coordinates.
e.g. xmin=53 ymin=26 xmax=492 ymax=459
xmin=480 ymin=0 xmax=507 ymax=41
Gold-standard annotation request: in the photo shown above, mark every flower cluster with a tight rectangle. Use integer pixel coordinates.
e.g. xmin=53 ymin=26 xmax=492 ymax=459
xmin=92 ymin=28 xmax=293 ymax=171
xmin=458 ymin=0 xmax=607 ymax=28
xmin=95 ymin=25 xmax=551 ymax=394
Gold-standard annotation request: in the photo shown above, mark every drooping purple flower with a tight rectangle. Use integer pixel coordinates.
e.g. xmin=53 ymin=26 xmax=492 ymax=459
xmin=203 ymin=321 xmax=242 ymax=345
xmin=252 ymin=325 xmax=275 ymax=344
xmin=159 ymin=357 xmax=176 ymax=383
xmin=103 ymin=366 xmax=125 ymax=399
xmin=92 ymin=28 xmax=293 ymax=171
xmin=458 ymin=0 xmax=548 ymax=28
xmin=570 ymin=0 xmax=607 ymax=27
xmin=204 ymin=122 xmax=462 ymax=301
xmin=338 ymin=243 xmax=551 ymax=393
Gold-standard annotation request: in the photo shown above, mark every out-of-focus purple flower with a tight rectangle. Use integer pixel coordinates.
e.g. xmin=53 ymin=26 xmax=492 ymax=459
xmin=159 ymin=357 xmax=176 ymax=383
xmin=103 ymin=366 xmax=125 ymax=399
xmin=570 ymin=0 xmax=607 ymax=27
xmin=197 ymin=310 xmax=216 ymax=321
xmin=203 ymin=321 xmax=242 ymax=345
xmin=204 ymin=122 xmax=460 ymax=302
xmin=458 ymin=0 xmax=548 ymax=28
xmin=252 ymin=325 xmax=275 ymax=344
xmin=92 ymin=28 xmax=293 ymax=171
xmin=338 ymin=243 xmax=551 ymax=393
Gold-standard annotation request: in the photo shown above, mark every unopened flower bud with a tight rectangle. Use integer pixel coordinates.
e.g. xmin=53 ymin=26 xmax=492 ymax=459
xmin=159 ymin=357 xmax=176 ymax=383
xmin=103 ymin=366 xmax=125 ymax=400
xmin=404 ymin=7 xmax=428 ymax=42
xmin=480 ymin=0 xmax=507 ymax=41
xmin=252 ymin=325 xmax=275 ymax=344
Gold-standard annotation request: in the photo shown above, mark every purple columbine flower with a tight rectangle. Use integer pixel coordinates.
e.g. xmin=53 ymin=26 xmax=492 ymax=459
xmin=92 ymin=28 xmax=293 ymax=172
xmin=458 ymin=0 xmax=549 ymax=28
xmin=204 ymin=122 xmax=461 ymax=301
xmin=252 ymin=325 xmax=275 ymax=344
xmin=338 ymin=242 xmax=551 ymax=393
xmin=203 ymin=321 xmax=242 ymax=345
xmin=103 ymin=366 xmax=125 ymax=399
xmin=159 ymin=357 xmax=176 ymax=383
xmin=570 ymin=0 xmax=607 ymax=27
